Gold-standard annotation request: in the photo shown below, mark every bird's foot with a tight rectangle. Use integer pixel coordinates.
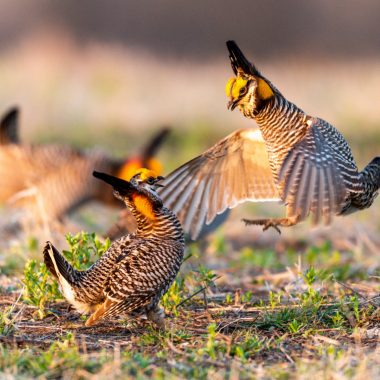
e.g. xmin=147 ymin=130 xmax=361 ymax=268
xmin=242 ymin=218 xmax=282 ymax=234
xmin=147 ymin=307 xmax=167 ymax=330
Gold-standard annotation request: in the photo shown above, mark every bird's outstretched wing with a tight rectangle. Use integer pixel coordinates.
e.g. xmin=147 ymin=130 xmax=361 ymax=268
xmin=278 ymin=117 xmax=361 ymax=224
xmin=158 ymin=128 xmax=280 ymax=239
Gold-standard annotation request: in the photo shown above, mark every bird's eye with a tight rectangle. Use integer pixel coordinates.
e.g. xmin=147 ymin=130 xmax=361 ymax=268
xmin=239 ymin=86 xmax=247 ymax=96
xmin=147 ymin=177 xmax=155 ymax=185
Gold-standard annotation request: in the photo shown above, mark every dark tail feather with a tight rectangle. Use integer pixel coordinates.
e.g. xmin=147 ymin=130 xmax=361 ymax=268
xmin=226 ymin=40 xmax=260 ymax=77
xmin=140 ymin=127 xmax=170 ymax=164
xmin=0 ymin=106 xmax=20 ymax=145
xmin=361 ymin=156 xmax=380 ymax=189
xmin=43 ymin=241 xmax=74 ymax=283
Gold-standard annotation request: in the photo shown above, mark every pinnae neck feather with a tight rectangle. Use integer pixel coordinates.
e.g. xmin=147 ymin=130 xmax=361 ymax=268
xmin=132 ymin=194 xmax=156 ymax=221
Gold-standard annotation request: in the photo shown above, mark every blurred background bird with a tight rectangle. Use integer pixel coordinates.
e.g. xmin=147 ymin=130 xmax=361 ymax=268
xmin=0 ymin=106 xmax=170 ymax=237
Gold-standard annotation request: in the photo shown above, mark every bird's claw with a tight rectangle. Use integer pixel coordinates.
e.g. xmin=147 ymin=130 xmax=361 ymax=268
xmin=242 ymin=218 xmax=282 ymax=234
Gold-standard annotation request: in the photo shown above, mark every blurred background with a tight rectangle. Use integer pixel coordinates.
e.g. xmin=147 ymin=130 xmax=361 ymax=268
xmin=0 ymin=0 xmax=379 ymax=253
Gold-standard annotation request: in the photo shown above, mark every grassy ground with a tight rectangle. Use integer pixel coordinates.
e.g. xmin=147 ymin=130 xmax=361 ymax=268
xmin=0 ymin=224 xmax=379 ymax=379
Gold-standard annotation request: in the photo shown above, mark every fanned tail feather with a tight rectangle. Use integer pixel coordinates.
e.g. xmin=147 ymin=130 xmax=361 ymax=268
xmin=43 ymin=241 xmax=74 ymax=284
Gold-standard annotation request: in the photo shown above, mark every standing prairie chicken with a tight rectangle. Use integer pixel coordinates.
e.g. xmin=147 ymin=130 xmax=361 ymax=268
xmin=43 ymin=168 xmax=184 ymax=327
xmin=0 ymin=107 xmax=169 ymax=232
xmin=158 ymin=41 xmax=380 ymax=239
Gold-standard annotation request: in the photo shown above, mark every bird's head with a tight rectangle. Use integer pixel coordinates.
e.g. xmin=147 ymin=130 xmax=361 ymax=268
xmin=116 ymin=128 xmax=169 ymax=183
xmin=117 ymin=157 xmax=163 ymax=183
xmin=225 ymin=40 xmax=275 ymax=117
xmin=129 ymin=168 xmax=165 ymax=193
xmin=93 ymin=168 xmax=164 ymax=202
xmin=93 ymin=168 xmax=165 ymax=220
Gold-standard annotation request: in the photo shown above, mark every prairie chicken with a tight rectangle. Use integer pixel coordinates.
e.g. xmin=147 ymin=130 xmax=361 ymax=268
xmin=0 ymin=107 xmax=169 ymax=231
xmin=158 ymin=41 xmax=380 ymax=239
xmin=43 ymin=168 xmax=184 ymax=327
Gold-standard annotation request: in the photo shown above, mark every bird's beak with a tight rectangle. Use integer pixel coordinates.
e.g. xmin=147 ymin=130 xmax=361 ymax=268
xmin=93 ymin=171 xmax=132 ymax=193
xmin=227 ymin=99 xmax=238 ymax=110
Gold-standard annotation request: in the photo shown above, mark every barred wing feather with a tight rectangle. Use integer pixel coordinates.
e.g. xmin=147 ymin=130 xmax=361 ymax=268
xmin=159 ymin=128 xmax=279 ymax=239
xmin=278 ymin=118 xmax=361 ymax=224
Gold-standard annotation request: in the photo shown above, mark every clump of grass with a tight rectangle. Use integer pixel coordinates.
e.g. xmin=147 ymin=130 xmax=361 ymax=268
xmin=162 ymin=261 xmax=219 ymax=315
xmin=62 ymin=232 xmax=110 ymax=270
xmin=0 ymin=303 xmax=21 ymax=336
xmin=197 ymin=323 xmax=223 ymax=360
xmin=230 ymin=334 xmax=270 ymax=362
xmin=22 ymin=260 xmax=61 ymax=319
xmin=22 ymin=232 xmax=110 ymax=318
xmin=161 ymin=277 xmax=187 ymax=316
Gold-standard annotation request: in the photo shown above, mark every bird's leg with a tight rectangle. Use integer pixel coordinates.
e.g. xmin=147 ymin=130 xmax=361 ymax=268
xmin=147 ymin=305 xmax=166 ymax=329
xmin=242 ymin=214 xmax=300 ymax=234
xmin=85 ymin=299 xmax=113 ymax=327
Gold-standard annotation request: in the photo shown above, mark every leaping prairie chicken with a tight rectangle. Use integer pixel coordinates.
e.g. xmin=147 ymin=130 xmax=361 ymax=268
xmin=43 ymin=168 xmax=184 ymax=327
xmin=158 ymin=41 xmax=380 ymax=239
xmin=0 ymin=107 xmax=169 ymax=232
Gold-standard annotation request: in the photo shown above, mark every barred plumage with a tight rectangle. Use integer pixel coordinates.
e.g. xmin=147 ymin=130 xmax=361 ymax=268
xmin=43 ymin=169 xmax=184 ymax=327
xmin=0 ymin=107 xmax=169 ymax=233
xmin=158 ymin=41 xmax=380 ymax=238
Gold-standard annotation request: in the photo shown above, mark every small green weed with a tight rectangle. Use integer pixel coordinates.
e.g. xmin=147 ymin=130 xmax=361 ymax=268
xmin=197 ymin=323 xmax=226 ymax=360
xmin=63 ymin=232 xmax=110 ymax=270
xmin=231 ymin=334 xmax=268 ymax=361
xmin=225 ymin=293 xmax=233 ymax=304
xmin=241 ymin=290 xmax=253 ymax=303
xmin=22 ymin=260 xmax=61 ymax=319
xmin=269 ymin=290 xmax=282 ymax=309
xmin=161 ymin=277 xmax=187 ymax=315
xmin=288 ymin=318 xmax=305 ymax=334
xmin=193 ymin=265 xmax=218 ymax=288
xmin=0 ymin=307 xmax=16 ymax=336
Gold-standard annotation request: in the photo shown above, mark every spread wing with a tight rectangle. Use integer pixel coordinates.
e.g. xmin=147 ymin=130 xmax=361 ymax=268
xmin=158 ymin=128 xmax=280 ymax=239
xmin=278 ymin=117 xmax=361 ymax=224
